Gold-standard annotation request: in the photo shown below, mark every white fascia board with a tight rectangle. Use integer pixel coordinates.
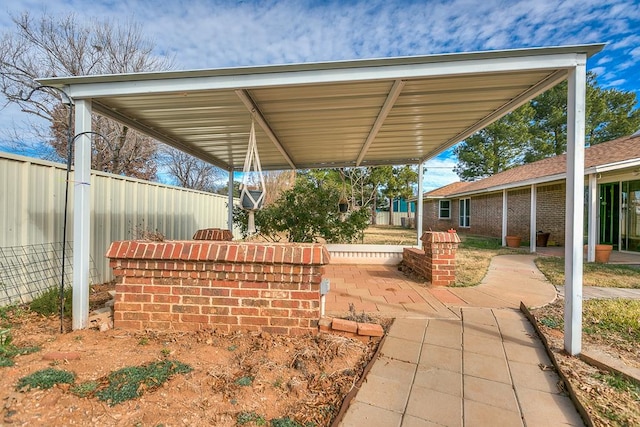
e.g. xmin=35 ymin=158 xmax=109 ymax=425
xmin=447 ymin=159 xmax=640 ymax=198
xmin=450 ymin=173 xmax=567 ymax=198
xmin=53 ymin=53 xmax=587 ymax=99
xmin=588 ymin=158 xmax=640 ymax=173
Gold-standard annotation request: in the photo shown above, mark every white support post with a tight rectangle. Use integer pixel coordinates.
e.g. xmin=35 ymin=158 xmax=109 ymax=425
xmin=530 ymin=184 xmax=537 ymax=253
xmin=564 ymin=59 xmax=587 ymax=356
xmin=501 ymin=189 xmax=508 ymax=246
xmin=72 ymin=99 xmax=92 ymax=330
xmin=417 ymin=162 xmax=424 ymax=247
xmin=228 ymin=169 xmax=234 ymax=231
xmin=587 ymin=174 xmax=597 ymax=262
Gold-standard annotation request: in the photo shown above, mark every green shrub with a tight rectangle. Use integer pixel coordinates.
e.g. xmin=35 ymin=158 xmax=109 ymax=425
xmin=16 ymin=368 xmax=75 ymax=390
xmin=234 ymin=174 xmax=369 ymax=243
xmin=29 ymin=287 xmax=72 ymax=317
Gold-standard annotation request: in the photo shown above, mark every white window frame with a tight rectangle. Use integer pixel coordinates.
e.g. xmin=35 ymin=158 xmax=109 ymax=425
xmin=459 ymin=198 xmax=470 ymax=228
xmin=438 ymin=199 xmax=451 ymax=219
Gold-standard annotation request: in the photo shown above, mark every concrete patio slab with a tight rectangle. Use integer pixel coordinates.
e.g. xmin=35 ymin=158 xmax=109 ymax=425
xmin=335 ymin=255 xmax=586 ymax=427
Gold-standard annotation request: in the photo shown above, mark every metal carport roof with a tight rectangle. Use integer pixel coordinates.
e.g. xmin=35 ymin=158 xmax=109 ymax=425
xmin=39 ymin=44 xmax=603 ymax=358
xmin=38 ymin=44 xmax=604 ymax=172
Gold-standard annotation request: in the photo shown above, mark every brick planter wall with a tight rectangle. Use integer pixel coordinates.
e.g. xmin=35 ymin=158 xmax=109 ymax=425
xmin=402 ymin=231 xmax=461 ymax=286
xmin=105 ymin=240 xmax=330 ymax=335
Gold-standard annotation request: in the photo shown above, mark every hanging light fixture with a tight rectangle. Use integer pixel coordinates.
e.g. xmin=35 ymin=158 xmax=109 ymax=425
xmin=240 ymin=118 xmax=266 ymax=234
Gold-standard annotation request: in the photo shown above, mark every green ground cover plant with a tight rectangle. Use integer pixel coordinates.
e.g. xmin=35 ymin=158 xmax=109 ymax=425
xmin=95 ymin=360 xmax=193 ymax=406
xmin=16 ymin=368 xmax=75 ymax=390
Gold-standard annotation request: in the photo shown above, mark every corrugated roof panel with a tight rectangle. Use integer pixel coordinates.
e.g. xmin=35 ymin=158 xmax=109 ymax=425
xmin=39 ymin=45 xmax=604 ymax=170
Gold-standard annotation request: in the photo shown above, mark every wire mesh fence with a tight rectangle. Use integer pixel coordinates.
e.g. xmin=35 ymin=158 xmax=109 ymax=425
xmin=0 ymin=243 xmax=98 ymax=307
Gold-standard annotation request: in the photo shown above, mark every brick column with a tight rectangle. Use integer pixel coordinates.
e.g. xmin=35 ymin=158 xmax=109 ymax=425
xmin=402 ymin=231 xmax=460 ymax=286
xmin=105 ymin=241 xmax=330 ymax=335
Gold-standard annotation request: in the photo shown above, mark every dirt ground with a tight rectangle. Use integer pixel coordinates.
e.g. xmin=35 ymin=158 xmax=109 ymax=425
xmin=532 ymin=299 xmax=640 ymax=426
xmin=1 ymin=300 xmax=384 ymax=427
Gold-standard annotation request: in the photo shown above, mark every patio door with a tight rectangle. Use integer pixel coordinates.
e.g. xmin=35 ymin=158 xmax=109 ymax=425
xmin=621 ymin=180 xmax=640 ymax=252
xmin=599 ymin=183 xmax=619 ymax=247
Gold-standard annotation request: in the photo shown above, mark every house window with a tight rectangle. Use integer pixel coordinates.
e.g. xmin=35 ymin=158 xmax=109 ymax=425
xmin=439 ymin=200 xmax=451 ymax=219
xmin=459 ymin=198 xmax=470 ymax=228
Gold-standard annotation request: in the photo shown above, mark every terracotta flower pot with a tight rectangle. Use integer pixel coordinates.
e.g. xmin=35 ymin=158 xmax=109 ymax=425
xmin=505 ymin=236 xmax=521 ymax=248
xmin=594 ymin=244 xmax=613 ymax=263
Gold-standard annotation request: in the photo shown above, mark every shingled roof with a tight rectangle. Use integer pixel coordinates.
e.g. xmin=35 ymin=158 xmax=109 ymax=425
xmin=425 ymin=133 xmax=640 ymax=198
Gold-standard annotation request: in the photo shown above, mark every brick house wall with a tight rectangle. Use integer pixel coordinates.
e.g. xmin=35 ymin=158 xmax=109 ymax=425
xmin=506 ymin=188 xmax=531 ymax=239
xmin=106 ymin=240 xmax=329 ymax=335
xmin=535 ymin=184 xmax=566 ymax=246
xmin=422 ymin=200 xmax=455 ymax=232
xmin=468 ymin=193 xmax=503 ymax=237
xmin=422 ymin=182 xmax=567 ymax=245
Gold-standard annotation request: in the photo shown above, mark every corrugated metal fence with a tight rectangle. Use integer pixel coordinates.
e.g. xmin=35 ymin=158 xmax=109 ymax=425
xmin=375 ymin=211 xmax=415 ymax=227
xmin=0 ymin=152 xmax=234 ymax=286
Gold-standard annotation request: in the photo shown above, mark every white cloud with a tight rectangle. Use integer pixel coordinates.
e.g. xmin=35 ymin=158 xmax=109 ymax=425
xmin=1 ymin=0 xmax=639 ymax=158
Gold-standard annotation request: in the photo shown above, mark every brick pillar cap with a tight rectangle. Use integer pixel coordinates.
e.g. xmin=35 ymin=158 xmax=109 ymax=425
xmin=420 ymin=231 xmax=461 ymax=244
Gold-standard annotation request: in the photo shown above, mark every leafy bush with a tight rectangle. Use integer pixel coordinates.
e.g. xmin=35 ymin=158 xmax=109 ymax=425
xmin=16 ymin=368 xmax=75 ymax=390
xmin=234 ymin=175 xmax=369 ymax=243
xmin=29 ymin=286 xmax=72 ymax=317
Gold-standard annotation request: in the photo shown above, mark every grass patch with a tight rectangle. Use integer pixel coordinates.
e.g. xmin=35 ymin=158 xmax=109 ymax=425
xmin=535 ymin=257 xmax=640 ymax=288
xmin=95 ymin=360 xmax=193 ymax=406
xmin=0 ymin=305 xmax=25 ymax=327
xmin=458 ymin=235 xmax=502 ymax=250
xmin=0 ymin=328 xmax=40 ymax=368
xmin=583 ymin=299 xmax=640 ymax=342
xmin=362 ymin=225 xmax=416 ymax=245
xmin=594 ymin=372 xmax=640 ymax=400
xmin=29 ymin=286 xmax=72 ymax=317
xmin=16 ymin=368 xmax=75 ymax=390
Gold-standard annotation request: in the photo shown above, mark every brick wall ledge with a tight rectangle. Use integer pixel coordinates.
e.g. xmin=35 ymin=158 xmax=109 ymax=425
xmin=106 ymin=240 xmax=330 ymax=265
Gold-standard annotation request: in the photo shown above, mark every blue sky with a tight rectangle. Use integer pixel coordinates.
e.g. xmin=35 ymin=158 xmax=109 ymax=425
xmin=1 ymin=0 xmax=639 ymax=191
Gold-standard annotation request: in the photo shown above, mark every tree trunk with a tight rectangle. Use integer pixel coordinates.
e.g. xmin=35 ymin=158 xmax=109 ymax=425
xmin=371 ymin=193 xmax=377 ymax=225
xmin=388 ymin=196 xmax=394 ymax=226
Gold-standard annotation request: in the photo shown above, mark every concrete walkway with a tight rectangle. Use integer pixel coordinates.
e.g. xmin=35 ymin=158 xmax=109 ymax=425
xmin=330 ymin=255 xmax=585 ymax=427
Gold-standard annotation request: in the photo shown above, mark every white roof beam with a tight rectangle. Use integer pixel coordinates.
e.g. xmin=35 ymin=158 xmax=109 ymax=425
xmin=53 ymin=51 xmax=595 ymax=99
xmin=235 ymin=90 xmax=296 ymax=170
xmin=356 ymin=79 xmax=405 ymax=167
